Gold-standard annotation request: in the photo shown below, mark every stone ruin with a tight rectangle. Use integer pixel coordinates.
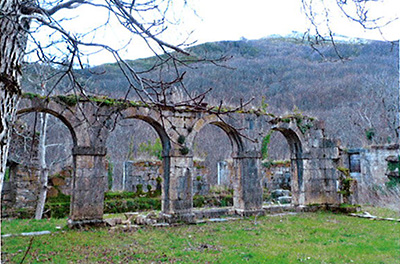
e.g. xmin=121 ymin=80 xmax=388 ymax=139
xmin=2 ymin=95 xmax=398 ymax=226
xmin=122 ymin=160 xmax=210 ymax=196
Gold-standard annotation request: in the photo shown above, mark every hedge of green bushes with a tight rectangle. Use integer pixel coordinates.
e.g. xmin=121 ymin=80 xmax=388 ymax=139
xmin=104 ymin=197 xmax=161 ymax=214
xmin=193 ymin=194 xmax=233 ymax=208
xmin=44 ymin=194 xmax=162 ymax=218
xmin=44 ymin=192 xmax=233 ymax=218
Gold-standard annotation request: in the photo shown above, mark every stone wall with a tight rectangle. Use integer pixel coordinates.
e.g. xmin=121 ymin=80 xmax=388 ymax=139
xmin=1 ymin=165 xmax=73 ymax=218
xmin=122 ymin=160 xmax=212 ymax=196
xmin=262 ymin=161 xmax=291 ymax=191
xmin=47 ymin=166 xmax=73 ymax=197
xmin=123 ymin=160 xmax=163 ymax=193
xmin=192 ymin=160 xmax=210 ymax=195
xmin=347 ymin=144 xmax=399 ymax=186
xmin=1 ymin=164 xmax=40 ymax=217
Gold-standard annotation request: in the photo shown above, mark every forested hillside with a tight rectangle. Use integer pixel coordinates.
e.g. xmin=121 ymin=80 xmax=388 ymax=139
xmin=68 ymin=37 xmax=398 ymax=148
xmin=19 ymin=37 xmax=398 ymax=186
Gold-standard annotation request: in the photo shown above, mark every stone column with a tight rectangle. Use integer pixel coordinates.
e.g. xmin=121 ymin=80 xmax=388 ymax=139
xmin=290 ymin=157 xmax=304 ymax=205
xmin=233 ymin=151 xmax=264 ymax=216
xmin=301 ymin=139 xmax=341 ymax=205
xmin=68 ymin=146 xmax=107 ymax=227
xmin=161 ymin=154 xmax=194 ymax=222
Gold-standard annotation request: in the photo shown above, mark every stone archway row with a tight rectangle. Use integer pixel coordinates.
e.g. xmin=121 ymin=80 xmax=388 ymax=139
xmin=17 ymin=96 xmax=343 ymax=226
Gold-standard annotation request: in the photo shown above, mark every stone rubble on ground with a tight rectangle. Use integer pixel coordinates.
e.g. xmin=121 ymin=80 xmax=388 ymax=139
xmin=349 ymin=212 xmax=400 ymax=222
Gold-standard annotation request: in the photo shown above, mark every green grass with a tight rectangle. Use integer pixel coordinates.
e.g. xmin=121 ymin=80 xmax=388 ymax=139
xmin=1 ymin=212 xmax=399 ymax=263
xmin=359 ymin=205 xmax=400 ymax=219
xmin=1 ymin=218 xmax=66 ymax=235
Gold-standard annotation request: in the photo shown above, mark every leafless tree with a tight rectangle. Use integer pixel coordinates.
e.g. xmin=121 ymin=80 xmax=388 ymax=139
xmin=301 ymin=0 xmax=399 ymax=142
xmin=0 ymin=0 xmax=224 ymax=195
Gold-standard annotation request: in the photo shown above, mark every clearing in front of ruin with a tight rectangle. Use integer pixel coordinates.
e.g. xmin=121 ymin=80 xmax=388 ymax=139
xmin=1 ymin=211 xmax=399 ymax=263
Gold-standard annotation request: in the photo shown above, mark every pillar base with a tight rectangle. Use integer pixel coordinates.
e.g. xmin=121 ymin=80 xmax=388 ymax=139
xmin=67 ymin=218 xmax=105 ymax=229
xmin=159 ymin=212 xmax=196 ymax=224
xmin=234 ymin=209 xmax=265 ymax=217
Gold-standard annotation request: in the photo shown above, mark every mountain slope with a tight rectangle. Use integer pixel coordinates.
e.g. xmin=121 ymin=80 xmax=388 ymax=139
xmin=21 ymin=37 xmax=399 ymax=148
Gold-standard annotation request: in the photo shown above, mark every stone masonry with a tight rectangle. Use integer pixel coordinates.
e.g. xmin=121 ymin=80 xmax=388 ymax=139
xmin=123 ymin=160 xmax=209 ymax=195
xmin=1 ymin=163 xmax=39 ymax=217
xmin=16 ymin=95 xmax=344 ymax=226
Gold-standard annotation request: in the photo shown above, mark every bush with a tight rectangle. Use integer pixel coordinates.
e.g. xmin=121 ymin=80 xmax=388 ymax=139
xmin=47 ymin=193 xmax=71 ymax=203
xmin=44 ymin=202 xmax=70 ymax=218
xmin=138 ymin=138 xmax=163 ymax=160
xmin=104 ymin=197 xmax=161 ymax=214
xmin=193 ymin=194 xmax=233 ymax=208
xmin=386 ymin=178 xmax=400 ymax=189
xmin=104 ymin=191 xmax=137 ymax=200
xmin=43 ymin=192 xmax=162 ymax=218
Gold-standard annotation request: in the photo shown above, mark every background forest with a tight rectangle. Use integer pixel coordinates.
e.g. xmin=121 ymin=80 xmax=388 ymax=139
xmin=16 ymin=36 xmax=398 ymax=189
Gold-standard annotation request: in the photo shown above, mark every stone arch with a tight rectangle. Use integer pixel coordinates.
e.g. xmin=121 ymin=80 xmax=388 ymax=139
xmin=119 ymin=110 xmax=172 ymax=213
xmin=270 ymin=126 xmax=304 ymax=205
xmin=120 ymin=110 xmax=171 ymax=158
xmin=17 ymin=107 xmax=78 ymax=147
xmin=14 ymin=106 xmax=77 ymax=219
xmin=187 ymin=115 xmax=244 ymax=155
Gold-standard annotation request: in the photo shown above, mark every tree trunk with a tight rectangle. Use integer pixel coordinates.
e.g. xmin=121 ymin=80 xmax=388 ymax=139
xmin=0 ymin=0 xmax=30 ymax=194
xmin=0 ymin=91 xmax=19 ymax=193
xmin=397 ymin=39 xmax=400 ymax=143
xmin=35 ymin=112 xmax=49 ymax=219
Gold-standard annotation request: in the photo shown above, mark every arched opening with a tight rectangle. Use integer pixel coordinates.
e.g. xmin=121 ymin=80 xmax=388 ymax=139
xmin=262 ymin=131 xmax=292 ymax=205
xmin=104 ymin=116 xmax=170 ymax=217
xmin=2 ymin=109 xmax=76 ymax=218
xmin=191 ymin=120 xmax=243 ymax=209
xmin=263 ymin=127 xmax=304 ymax=205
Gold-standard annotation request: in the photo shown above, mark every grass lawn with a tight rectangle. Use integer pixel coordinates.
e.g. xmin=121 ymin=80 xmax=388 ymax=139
xmin=1 ymin=211 xmax=399 ymax=263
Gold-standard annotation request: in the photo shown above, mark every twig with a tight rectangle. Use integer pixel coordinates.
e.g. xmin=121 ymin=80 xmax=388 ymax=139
xmin=19 ymin=237 xmax=34 ymax=264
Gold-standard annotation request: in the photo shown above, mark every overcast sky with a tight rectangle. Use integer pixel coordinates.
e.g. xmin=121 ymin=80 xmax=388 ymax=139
xmin=190 ymin=0 xmax=399 ymax=42
xmin=31 ymin=0 xmax=400 ymax=65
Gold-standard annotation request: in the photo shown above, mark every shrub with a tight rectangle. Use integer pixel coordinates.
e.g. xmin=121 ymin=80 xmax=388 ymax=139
xmin=104 ymin=197 xmax=161 ymax=214
xmin=193 ymin=194 xmax=233 ymax=208
xmin=104 ymin=191 xmax=137 ymax=200
xmin=337 ymin=167 xmax=354 ymax=204
xmin=43 ymin=192 xmax=163 ymax=217
xmin=47 ymin=193 xmax=71 ymax=203
xmin=44 ymin=202 xmax=70 ymax=218
xmin=136 ymin=184 xmax=143 ymax=195
xmin=138 ymin=138 xmax=163 ymax=160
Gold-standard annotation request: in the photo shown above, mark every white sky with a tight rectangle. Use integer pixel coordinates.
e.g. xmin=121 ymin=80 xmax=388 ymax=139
xmin=30 ymin=0 xmax=400 ymax=65
xmin=189 ymin=0 xmax=399 ymax=42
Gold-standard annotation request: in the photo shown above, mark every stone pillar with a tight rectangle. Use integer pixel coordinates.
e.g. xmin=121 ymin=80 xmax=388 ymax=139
xmin=290 ymin=157 xmax=304 ymax=205
xmin=161 ymin=155 xmax=194 ymax=222
xmin=68 ymin=146 xmax=107 ymax=227
xmin=233 ymin=152 xmax=263 ymax=215
xmin=301 ymin=139 xmax=341 ymax=205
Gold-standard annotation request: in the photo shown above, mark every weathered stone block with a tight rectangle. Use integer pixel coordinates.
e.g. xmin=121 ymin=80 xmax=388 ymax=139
xmin=193 ymin=118 xmax=205 ymax=132
xmin=51 ymin=177 xmax=66 ymax=186
xmin=76 ymin=156 xmax=95 ymax=169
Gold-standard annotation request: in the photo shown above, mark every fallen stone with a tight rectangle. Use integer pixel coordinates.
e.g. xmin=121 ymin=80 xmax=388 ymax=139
xmin=271 ymin=189 xmax=284 ymax=199
xmin=135 ymin=215 xmax=146 ymax=225
xmin=145 ymin=218 xmax=157 ymax=225
xmin=104 ymin=218 xmax=122 ymax=227
xmin=349 ymin=213 xmax=400 ymax=222
xmin=208 ymin=218 xmax=228 ymax=222
xmin=146 ymin=211 xmax=158 ymax=219
xmin=109 ymin=224 xmax=140 ymax=233
xmin=124 ymin=212 xmax=139 ymax=222
xmin=21 ymin=231 xmax=51 ymax=236
xmin=152 ymin=223 xmax=170 ymax=227
xmin=277 ymin=196 xmax=292 ymax=204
